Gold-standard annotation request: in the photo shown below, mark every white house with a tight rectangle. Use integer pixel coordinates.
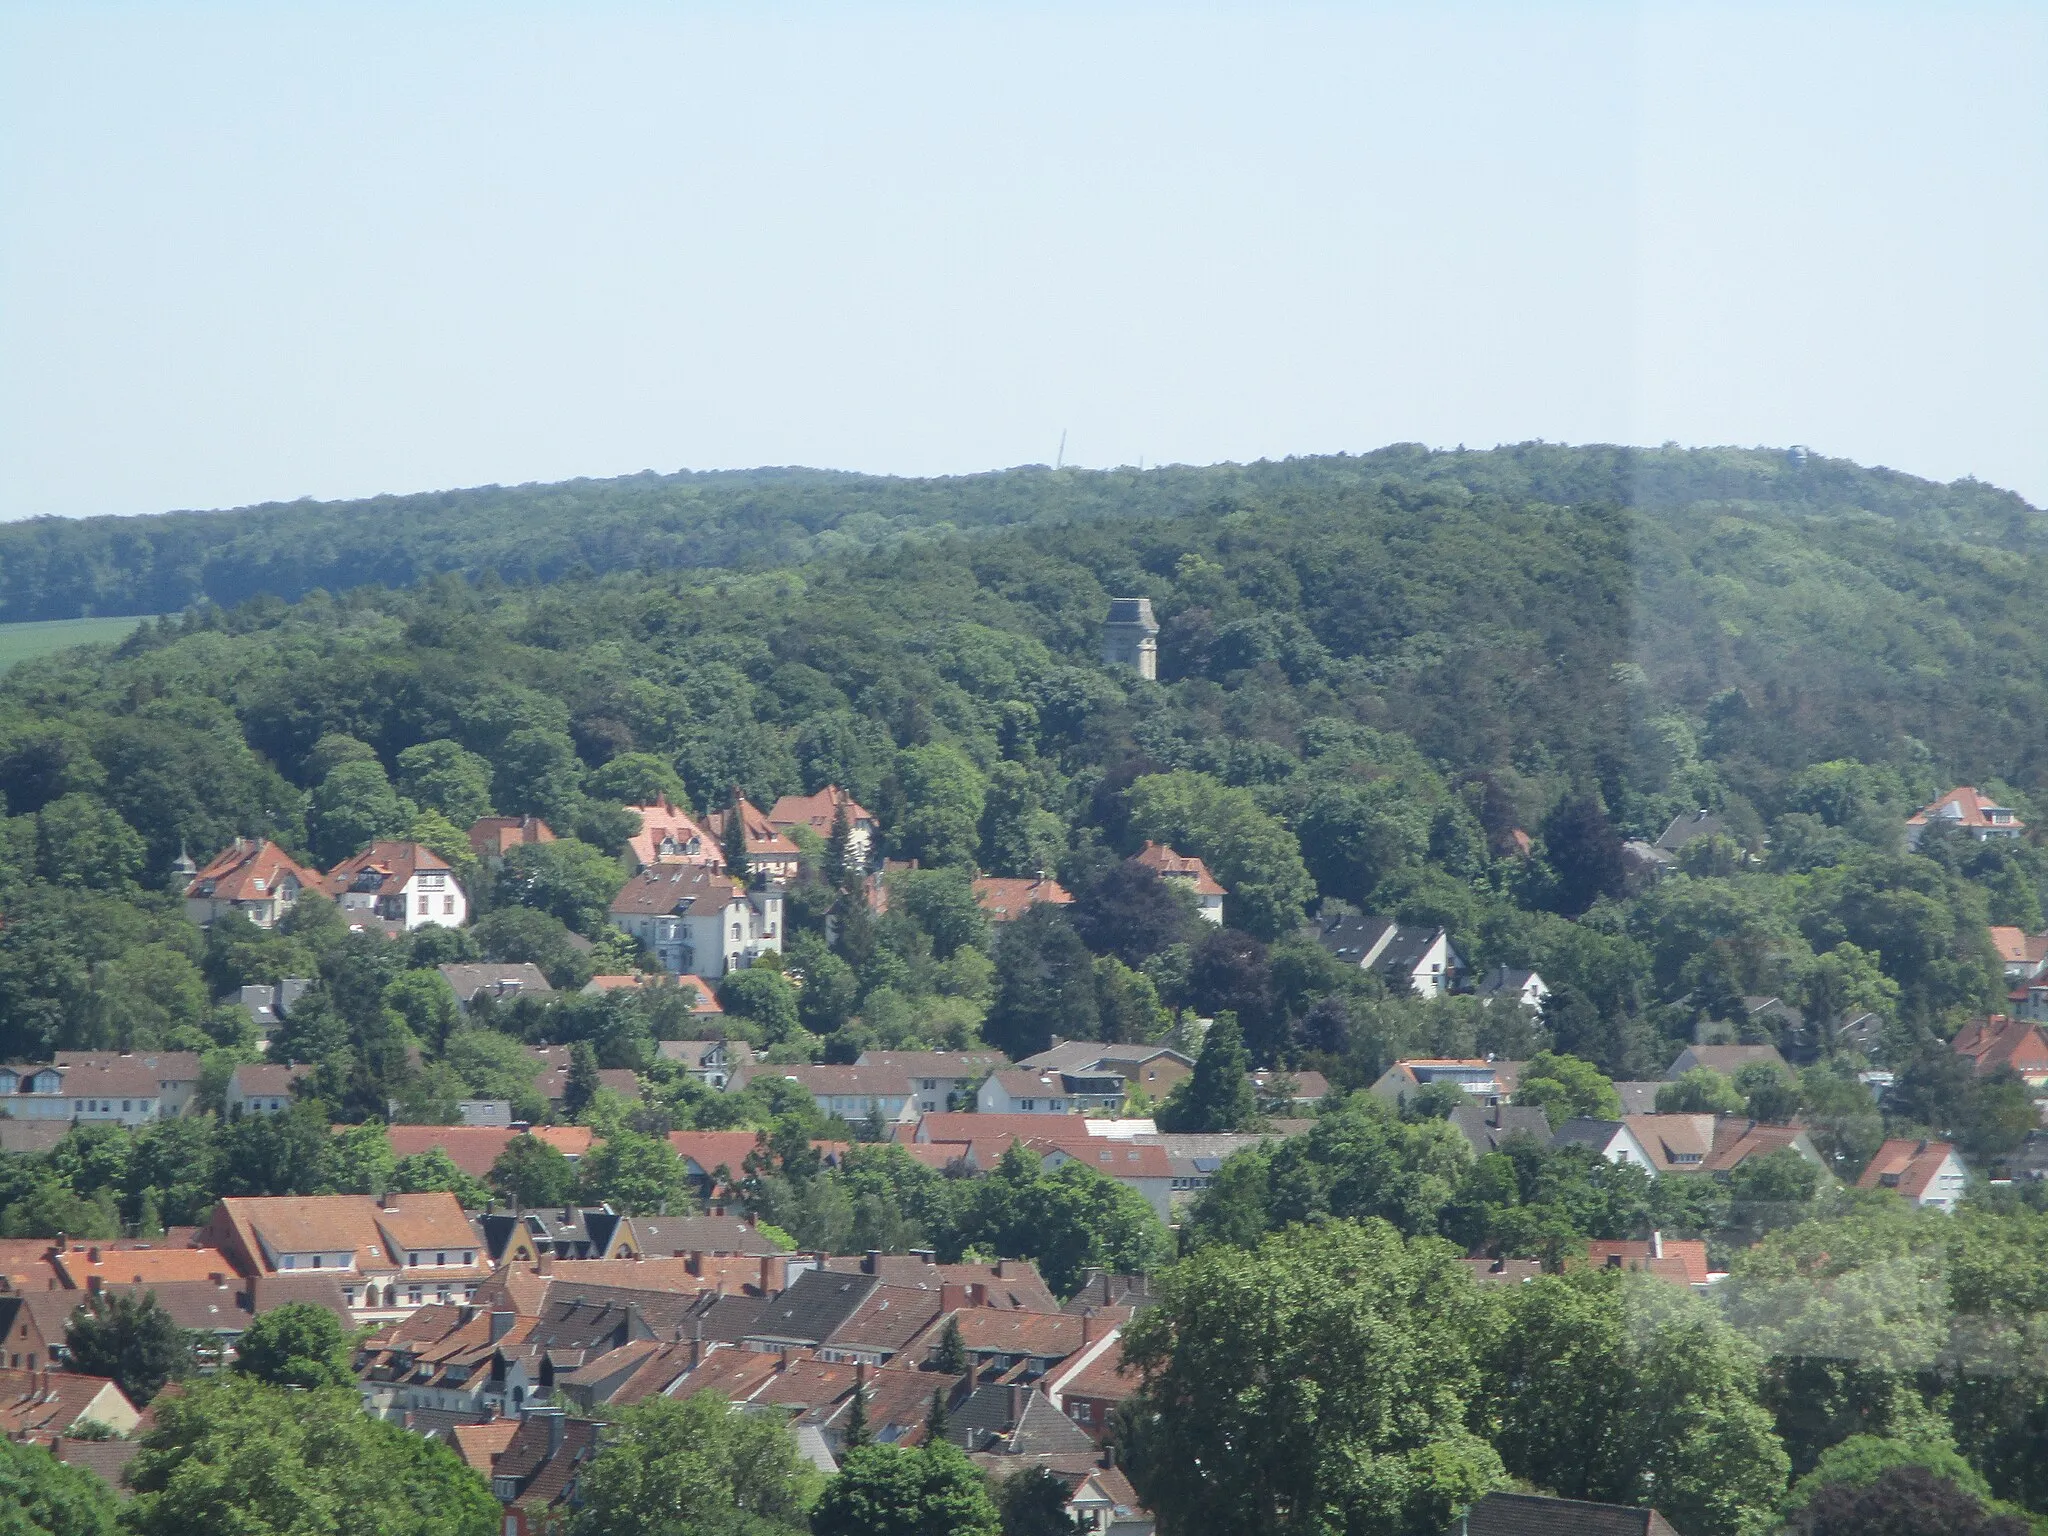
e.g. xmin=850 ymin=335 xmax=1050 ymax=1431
xmin=1906 ymin=787 xmax=2025 ymax=848
xmin=1366 ymin=1059 xmax=1521 ymax=1109
xmin=608 ymin=864 xmax=783 ymax=981
xmin=977 ymin=1068 xmax=1129 ymax=1115
xmin=325 ymin=842 xmax=467 ymax=931
xmin=0 ymin=1053 xmax=202 ymax=1126
xmin=1552 ymin=1117 xmax=1657 ymax=1173
xmin=1314 ymin=914 xmax=1465 ymax=998
xmin=727 ymin=1065 xmax=915 ymax=1126
xmin=1477 ymin=966 xmax=1550 ymax=1013
xmin=1858 ymin=1138 xmax=1970 ymax=1212
xmin=226 ymin=1062 xmax=311 ymax=1116
xmin=855 ymin=1051 xmax=1008 ymax=1115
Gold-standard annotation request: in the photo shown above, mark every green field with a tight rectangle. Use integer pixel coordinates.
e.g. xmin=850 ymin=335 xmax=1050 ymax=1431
xmin=0 ymin=615 xmax=147 ymax=672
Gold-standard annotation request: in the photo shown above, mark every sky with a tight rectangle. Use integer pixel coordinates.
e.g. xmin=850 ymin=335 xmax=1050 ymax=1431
xmin=1 ymin=1 xmax=2042 ymax=521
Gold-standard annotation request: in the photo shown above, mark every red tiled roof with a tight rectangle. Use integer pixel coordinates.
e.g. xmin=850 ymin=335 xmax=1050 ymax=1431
xmin=1952 ymin=1015 xmax=2048 ymax=1078
xmin=767 ymin=786 xmax=877 ymax=838
xmin=0 ymin=1369 xmax=135 ymax=1437
xmin=184 ymin=839 xmax=322 ymax=904
xmin=669 ymin=1130 xmax=768 ymax=1181
xmin=704 ymin=798 xmax=801 ymax=861
xmin=52 ymin=1245 xmax=237 ymax=1289
xmin=467 ymin=816 xmax=555 ymax=859
xmin=971 ymin=876 xmax=1073 ymax=921
xmin=1908 ymin=786 xmax=2025 ymax=832
xmin=448 ymin=1419 xmax=519 ymax=1474
xmin=1582 ymin=1238 xmax=1710 ymax=1286
xmin=1131 ymin=841 xmax=1226 ymax=896
xmin=1858 ymin=1138 xmax=1961 ymax=1202
xmin=323 ymin=841 xmax=453 ymax=898
xmin=622 ymin=800 xmax=721 ymax=872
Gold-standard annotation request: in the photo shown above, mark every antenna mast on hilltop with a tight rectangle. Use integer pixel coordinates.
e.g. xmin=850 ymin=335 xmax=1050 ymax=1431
xmin=1056 ymin=429 xmax=1066 ymax=469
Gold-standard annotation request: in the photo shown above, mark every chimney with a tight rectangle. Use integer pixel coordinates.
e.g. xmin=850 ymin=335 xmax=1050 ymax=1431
xmin=536 ymin=1254 xmax=554 ymax=1275
xmin=863 ymin=1249 xmax=880 ymax=1275
xmin=1650 ymin=1230 xmax=1664 ymax=1260
xmin=968 ymin=1282 xmax=986 ymax=1309
xmin=490 ymin=1310 xmax=515 ymax=1343
xmin=87 ymin=1276 xmax=101 ymax=1295
xmin=1007 ymin=1382 xmax=1024 ymax=1428
xmin=993 ymin=1259 xmax=1007 ymax=1280
xmin=546 ymin=1409 xmax=565 ymax=1457
xmin=940 ymin=1282 xmax=963 ymax=1315
xmin=1081 ymin=1311 xmax=1094 ymax=1346
xmin=690 ymin=1322 xmax=703 ymax=1370
xmin=686 ymin=1251 xmax=703 ymax=1277
xmin=760 ymin=1255 xmax=785 ymax=1296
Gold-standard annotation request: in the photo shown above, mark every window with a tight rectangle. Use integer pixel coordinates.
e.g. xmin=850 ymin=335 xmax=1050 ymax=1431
xmin=418 ymin=895 xmax=429 ymax=915
xmin=407 ymin=1287 xmax=423 ymax=1306
xmin=444 ymin=895 xmax=454 ymax=913
xmin=312 ymin=1255 xmax=322 ymax=1268
xmin=464 ymin=1251 xmax=474 ymax=1265
xmin=121 ymin=1100 xmax=131 ymax=1112
xmin=409 ymin=1253 xmax=420 ymax=1266
xmin=1020 ymin=1099 xmax=1036 ymax=1111
xmin=283 ymin=1256 xmax=296 ymax=1270
xmin=436 ymin=1252 xmax=446 ymax=1266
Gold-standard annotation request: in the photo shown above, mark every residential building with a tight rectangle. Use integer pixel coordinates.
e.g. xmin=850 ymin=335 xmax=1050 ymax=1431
xmin=467 ymin=816 xmax=555 ymax=861
xmin=1018 ymin=1042 xmax=1194 ymax=1101
xmin=728 ymin=1065 xmax=916 ymax=1126
xmin=767 ymin=786 xmax=879 ymax=869
xmin=1366 ymin=1059 xmax=1522 ymax=1109
xmin=1664 ymin=1043 xmax=1789 ymax=1080
xmin=181 ymin=838 xmax=323 ymax=929
xmin=236 ymin=979 xmax=312 ymax=1043
xmin=1130 ymin=841 xmax=1225 ymax=923
xmin=1045 ymin=1331 xmax=1138 ymax=1442
xmin=484 ymin=1409 xmax=600 ymax=1535
xmin=979 ymin=1068 xmax=1124 ymax=1116
xmin=1952 ymin=1014 xmax=2048 ymax=1089
xmin=358 ymin=1301 xmax=537 ymax=1424
xmin=0 ymin=1369 xmax=141 ymax=1439
xmin=55 ymin=1049 xmax=202 ymax=1118
xmin=527 ymin=1046 xmax=641 ymax=1109
xmin=1581 ymin=1233 xmax=1713 ymax=1289
xmin=1248 ymin=1069 xmax=1330 ymax=1109
xmin=704 ymin=797 xmax=803 ymax=880
xmin=1452 ymin=1491 xmax=1684 ymax=1535
xmin=1859 ymin=1138 xmax=1970 ymax=1211
xmin=1153 ymin=1132 xmax=1284 ymax=1208
xmin=583 ymin=972 xmax=723 ymax=1015
xmin=607 ymin=863 xmax=782 ymax=980
xmin=439 ymin=962 xmax=555 ymax=1007
xmin=621 ymin=799 xmax=721 ymax=872
xmin=1313 ymin=913 xmax=1465 ymax=997
xmin=201 ymin=1193 xmax=488 ymax=1321
xmin=0 ymin=1052 xmax=202 ymax=1126
xmin=855 ymin=1051 xmax=1006 ymax=1114
xmin=1447 ymin=1104 xmax=1551 ymax=1157
xmin=1988 ymin=927 xmax=2048 ymax=984
xmin=224 ymin=1062 xmax=309 ymax=1116
xmin=1476 ymin=965 xmax=1550 ymax=1012
xmin=655 ymin=1037 xmax=754 ymax=1090
xmin=1552 ymin=1118 xmax=1658 ymax=1172
xmin=1907 ymin=786 xmax=2026 ymax=847
xmin=972 ymin=875 xmax=1074 ymax=923
xmin=386 ymin=1124 xmax=591 ymax=1182
xmin=457 ymin=1100 xmax=512 ymax=1126
xmin=1655 ymin=808 xmax=1732 ymax=857
xmin=1102 ymin=598 xmax=1159 ymax=680
xmin=1036 ymin=1140 xmax=1176 ymax=1222
xmin=325 ymin=841 xmax=467 ymax=930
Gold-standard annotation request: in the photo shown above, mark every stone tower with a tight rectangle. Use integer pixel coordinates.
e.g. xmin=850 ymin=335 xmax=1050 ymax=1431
xmin=1102 ymin=598 xmax=1159 ymax=680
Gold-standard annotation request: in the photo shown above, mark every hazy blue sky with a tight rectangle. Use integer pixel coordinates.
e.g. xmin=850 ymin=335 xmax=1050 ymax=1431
xmin=2 ymin=2 xmax=2042 ymax=519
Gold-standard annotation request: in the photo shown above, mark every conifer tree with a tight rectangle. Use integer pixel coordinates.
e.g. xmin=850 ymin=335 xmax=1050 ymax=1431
xmin=924 ymin=1386 xmax=950 ymax=1444
xmin=722 ymin=790 xmax=751 ymax=881
xmin=932 ymin=1315 xmax=967 ymax=1375
xmin=844 ymin=1378 xmax=871 ymax=1448
xmin=826 ymin=800 xmax=856 ymax=893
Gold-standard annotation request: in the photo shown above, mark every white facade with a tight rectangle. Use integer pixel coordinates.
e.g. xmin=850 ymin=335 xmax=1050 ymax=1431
xmin=335 ymin=865 xmax=466 ymax=930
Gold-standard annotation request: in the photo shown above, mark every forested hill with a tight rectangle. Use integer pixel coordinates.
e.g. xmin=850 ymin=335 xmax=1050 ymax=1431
xmin=0 ymin=442 xmax=2037 ymax=622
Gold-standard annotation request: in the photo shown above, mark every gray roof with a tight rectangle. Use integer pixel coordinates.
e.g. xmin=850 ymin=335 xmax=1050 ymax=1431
xmin=1552 ymin=1118 xmax=1627 ymax=1154
xmin=1375 ymin=924 xmax=1452 ymax=975
xmin=1612 ymin=1081 xmax=1663 ymax=1115
xmin=629 ymin=1214 xmax=786 ymax=1257
xmin=0 ymin=1120 xmax=72 ymax=1155
xmin=1655 ymin=809 xmax=1727 ymax=854
xmin=1314 ymin=913 xmax=1397 ymax=964
xmin=1446 ymin=1105 xmax=1551 ymax=1155
xmin=744 ymin=1268 xmax=880 ymax=1348
xmin=1020 ymin=1041 xmax=1190 ymax=1073
xmin=438 ymin=963 xmax=555 ymax=1003
xmin=1104 ymin=598 xmax=1158 ymax=631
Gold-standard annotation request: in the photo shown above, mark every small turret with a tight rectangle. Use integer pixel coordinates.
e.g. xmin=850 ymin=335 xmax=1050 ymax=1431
xmin=1103 ymin=598 xmax=1159 ymax=680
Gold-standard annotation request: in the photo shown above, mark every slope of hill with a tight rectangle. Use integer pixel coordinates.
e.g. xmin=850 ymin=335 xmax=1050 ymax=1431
xmin=0 ymin=443 xmax=2036 ymax=623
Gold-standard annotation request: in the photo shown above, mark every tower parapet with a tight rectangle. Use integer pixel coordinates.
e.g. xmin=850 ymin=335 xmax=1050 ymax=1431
xmin=1103 ymin=598 xmax=1159 ymax=681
